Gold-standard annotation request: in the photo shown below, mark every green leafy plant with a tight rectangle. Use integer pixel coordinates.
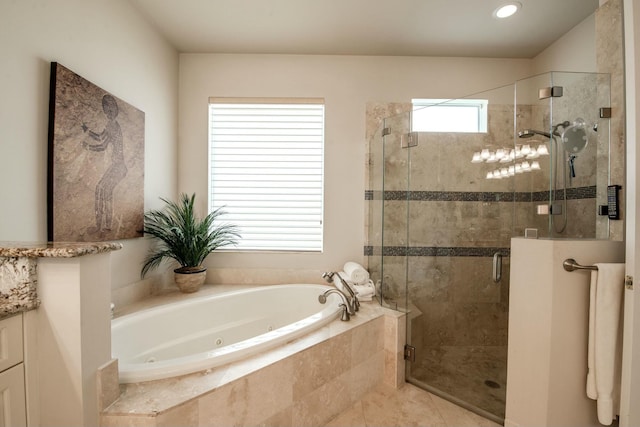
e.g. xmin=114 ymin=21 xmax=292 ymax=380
xmin=141 ymin=193 xmax=240 ymax=277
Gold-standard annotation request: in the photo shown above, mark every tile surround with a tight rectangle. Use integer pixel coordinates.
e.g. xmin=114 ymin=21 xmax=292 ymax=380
xmin=596 ymin=0 xmax=625 ymax=240
xmin=359 ymin=1 xmax=624 ymax=423
xmin=101 ymin=290 xmax=405 ymax=427
xmin=98 ymin=359 xmax=121 ymax=412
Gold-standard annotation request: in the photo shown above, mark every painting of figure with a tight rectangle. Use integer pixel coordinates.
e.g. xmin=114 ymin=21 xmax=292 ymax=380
xmin=47 ymin=62 xmax=144 ymax=241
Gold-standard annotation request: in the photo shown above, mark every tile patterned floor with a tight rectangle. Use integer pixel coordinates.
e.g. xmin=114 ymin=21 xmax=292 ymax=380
xmin=324 ymin=383 xmax=501 ymax=427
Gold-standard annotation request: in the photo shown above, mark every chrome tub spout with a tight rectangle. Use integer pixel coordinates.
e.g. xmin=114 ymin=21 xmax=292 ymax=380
xmin=322 ymin=271 xmax=360 ymax=313
xmin=318 ymin=288 xmax=352 ymax=321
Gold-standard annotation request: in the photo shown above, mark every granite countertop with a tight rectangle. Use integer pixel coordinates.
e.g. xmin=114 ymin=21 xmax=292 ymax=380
xmin=0 ymin=241 xmax=123 ymax=319
xmin=0 ymin=241 xmax=123 ymax=258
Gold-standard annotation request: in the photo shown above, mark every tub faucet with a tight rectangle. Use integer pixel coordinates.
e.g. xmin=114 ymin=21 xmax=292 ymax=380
xmin=318 ymin=288 xmax=352 ymax=321
xmin=322 ymin=271 xmax=360 ymax=313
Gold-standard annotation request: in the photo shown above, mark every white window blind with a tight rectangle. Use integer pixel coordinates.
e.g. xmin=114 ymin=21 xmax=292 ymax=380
xmin=208 ymin=98 xmax=324 ymax=252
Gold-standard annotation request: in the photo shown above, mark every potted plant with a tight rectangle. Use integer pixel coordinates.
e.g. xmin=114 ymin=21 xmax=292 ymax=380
xmin=141 ymin=193 xmax=240 ymax=293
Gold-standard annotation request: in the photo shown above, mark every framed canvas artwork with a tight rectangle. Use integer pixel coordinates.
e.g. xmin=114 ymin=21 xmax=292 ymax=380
xmin=47 ymin=62 xmax=144 ymax=241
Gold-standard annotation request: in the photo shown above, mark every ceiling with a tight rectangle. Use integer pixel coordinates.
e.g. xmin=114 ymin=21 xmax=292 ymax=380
xmin=129 ymin=0 xmax=599 ymax=58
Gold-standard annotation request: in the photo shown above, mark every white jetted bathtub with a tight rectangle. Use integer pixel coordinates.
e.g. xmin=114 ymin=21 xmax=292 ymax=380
xmin=112 ymin=284 xmax=342 ymax=383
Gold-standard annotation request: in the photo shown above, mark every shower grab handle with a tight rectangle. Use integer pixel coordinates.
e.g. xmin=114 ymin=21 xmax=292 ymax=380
xmin=563 ymin=258 xmax=598 ymax=272
xmin=493 ymin=253 xmax=502 ymax=283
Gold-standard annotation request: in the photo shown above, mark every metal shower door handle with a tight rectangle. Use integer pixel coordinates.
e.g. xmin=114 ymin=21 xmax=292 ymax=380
xmin=493 ymin=253 xmax=502 ymax=283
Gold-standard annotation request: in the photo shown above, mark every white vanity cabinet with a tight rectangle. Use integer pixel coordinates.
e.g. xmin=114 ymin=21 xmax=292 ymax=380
xmin=0 ymin=314 xmax=26 ymax=427
xmin=0 ymin=242 xmax=121 ymax=425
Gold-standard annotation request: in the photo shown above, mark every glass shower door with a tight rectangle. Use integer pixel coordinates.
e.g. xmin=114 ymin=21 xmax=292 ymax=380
xmin=380 ymin=111 xmax=411 ymax=311
xmin=404 ymin=85 xmax=515 ymax=423
xmin=366 ymin=71 xmax=613 ymax=425
xmin=514 ymin=71 xmax=611 ymax=239
xmin=365 ymin=108 xmax=412 ymax=311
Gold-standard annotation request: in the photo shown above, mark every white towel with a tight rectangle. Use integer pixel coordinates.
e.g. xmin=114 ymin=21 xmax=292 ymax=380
xmin=586 ymin=263 xmax=625 ymax=426
xmin=336 ymin=272 xmax=376 ymax=301
xmin=353 ymin=281 xmax=376 ymax=301
xmin=344 ymin=262 xmax=370 ymax=285
xmin=337 ymin=271 xmax=354 ymax=286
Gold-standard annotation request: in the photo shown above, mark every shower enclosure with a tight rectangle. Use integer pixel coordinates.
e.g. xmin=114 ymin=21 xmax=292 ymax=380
xmin=366 ymin=71 xmax=611 ymax=423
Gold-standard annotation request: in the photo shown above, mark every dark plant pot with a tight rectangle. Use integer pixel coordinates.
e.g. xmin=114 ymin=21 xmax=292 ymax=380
xmin=174 ymin=266 xmax=207 ymax=293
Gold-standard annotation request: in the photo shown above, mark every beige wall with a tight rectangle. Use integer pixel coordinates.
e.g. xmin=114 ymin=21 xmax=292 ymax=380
xmin=0 ymin=1 xmax=601 ymax=292
xmin=0 ymin=0 xmax=179 ymax=292
xmin=532 ymin=13 xmax=597 ymax=74
xmin=178 ymin=54 xmax=532 ymax=283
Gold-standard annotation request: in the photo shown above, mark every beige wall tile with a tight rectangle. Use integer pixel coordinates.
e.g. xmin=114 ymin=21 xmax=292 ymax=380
xmin=256 ymin=406 xmax=293 ymax=427
xmin=244 ymin=358 xmax=295 ymax=423
xmin=199 ymin=358 xmax=295 ymax=426
xmin=292 ymin=371 xmax=352 ymax=427
xmin=97 ymin=359 xmax=121 ymax=412
xmin=157 ymin=400 xmax=199 ymax=427
xmin=349 ymin=351 xmax=384 ymax=401
xmin=383 ymin=349 xmax=406 ymax=389
xmin=596 ymin=0 xmax=624 ymax=240
xmin=351 ymin=317 xmax=383 ymax=366
xmin=293 ymin=330 xmax=352 ymax=398
xmin=323 ymin=401 xmax=366 ymax=427
xmin=101 ymin=414 xmax=157 ymax=427
xmin=198 ymin=379 xmax=250 ymax=426
xmin=383 ymin=315 xmax=399 ymax=352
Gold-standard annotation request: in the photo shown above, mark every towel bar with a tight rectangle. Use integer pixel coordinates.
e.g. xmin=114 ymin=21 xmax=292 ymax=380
xmin=563 ymin=258 xmax=598 ymax=272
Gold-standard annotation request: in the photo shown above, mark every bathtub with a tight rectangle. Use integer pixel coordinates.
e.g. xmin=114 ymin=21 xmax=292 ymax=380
xmin=112 ymin=284 xmax=342 ymax=383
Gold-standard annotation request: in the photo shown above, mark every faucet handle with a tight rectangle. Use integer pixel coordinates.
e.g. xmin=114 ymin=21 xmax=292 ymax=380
xmin=322 ymin=271 xmax=335 ymax=281
xmin=339 ymin=304 xmax=350 ymax=321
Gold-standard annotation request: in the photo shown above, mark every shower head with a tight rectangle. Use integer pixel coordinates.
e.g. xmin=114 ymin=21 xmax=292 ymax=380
xmin=518 ymin=129 xmax=551 ymax=139
xmin=561 ymin=118 xmax=591 ymax=154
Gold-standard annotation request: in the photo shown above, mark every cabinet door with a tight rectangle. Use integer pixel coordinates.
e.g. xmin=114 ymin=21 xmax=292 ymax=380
xmin=0 ymin=315 xmax=23 ymax=373
xmin=0 ymin=364 xmax=26 ymax=427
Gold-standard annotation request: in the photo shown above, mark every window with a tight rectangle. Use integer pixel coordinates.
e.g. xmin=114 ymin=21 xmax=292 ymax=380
xmin=208 ymin=98 xmax=324 ymax=252
xmin=411 ymin=98 xmax=488 ymax=133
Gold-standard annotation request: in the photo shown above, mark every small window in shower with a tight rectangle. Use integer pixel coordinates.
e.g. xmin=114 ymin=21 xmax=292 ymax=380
xmin=208 ymin=97 xmax=324 ymax=252
xmin=411 ymin=98 xmax=488 ymax=133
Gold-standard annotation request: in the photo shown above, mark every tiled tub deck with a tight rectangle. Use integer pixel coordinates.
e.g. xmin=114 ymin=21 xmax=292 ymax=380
xmin=101 ymin=289 xmax=405 ymax=427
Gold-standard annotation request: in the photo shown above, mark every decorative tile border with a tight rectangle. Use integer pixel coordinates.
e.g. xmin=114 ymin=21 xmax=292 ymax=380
xmin=364 ymin=246 xmax=510 ymax=257
xmin=365 ymin=186 xmax=597 ymax=202
xmin=531 ymin=186 xmax=597 ymax=202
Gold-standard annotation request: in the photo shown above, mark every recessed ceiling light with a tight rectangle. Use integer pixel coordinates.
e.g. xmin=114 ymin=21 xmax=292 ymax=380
xmin=493 ymin=2 xmax=521 ymax=19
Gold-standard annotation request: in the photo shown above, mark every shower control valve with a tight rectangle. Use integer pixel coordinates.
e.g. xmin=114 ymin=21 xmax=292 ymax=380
xmin=549 ymin=203 xmax=563 ymax=215
xmin=536 ymin=203 xmax=563 ymax=215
